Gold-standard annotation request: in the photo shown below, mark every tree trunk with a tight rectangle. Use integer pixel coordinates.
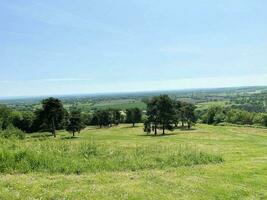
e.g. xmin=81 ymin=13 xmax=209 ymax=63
xmin=73 ymin=131 xmax=75 ymax=137
xmin=133 ymin=122 xmax=135 ymax=127
xmin=154 ymin=124 xmax=157 ymax=135
xmin=52 ymin=117 xmax=56 ymax=137
xmin=187 ymin=121 xmax=191 ymax=130
xmin=162 ymin=124 xmax=165 ymax=135
xmin=182 ymin=121 xmax=184 ymax=128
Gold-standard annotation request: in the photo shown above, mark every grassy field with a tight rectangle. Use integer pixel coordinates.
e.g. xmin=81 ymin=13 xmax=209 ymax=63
xmin=0 ymin=124 xmax=267 ymax=199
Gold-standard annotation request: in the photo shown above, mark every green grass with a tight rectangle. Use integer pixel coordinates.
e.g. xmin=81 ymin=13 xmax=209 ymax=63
xmin=1 ymin=124 xmax=267 ymax=199
xmin=0 ymin=139 xmax=221 ymax=174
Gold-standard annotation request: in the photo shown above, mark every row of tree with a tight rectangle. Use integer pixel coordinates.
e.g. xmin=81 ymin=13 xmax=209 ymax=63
xmin=200 ymin=105 xmax=267 ymax=126
xmin=90 ymin=108 xmax=142 ymax=128
xmin=10 ymin=95 xmax=267 ymax=137
xmin=1 ymin=95 xmax=196 ymax=137
xmin=0 ymin=97 xmax=145 ymax=137
xmin=0 ymin=98 xmax=79 ymax=137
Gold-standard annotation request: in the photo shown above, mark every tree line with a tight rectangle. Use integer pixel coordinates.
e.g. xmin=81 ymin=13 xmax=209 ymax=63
xmin=90 ymin=108 xmax=142 ymax=128
xmin=2 ymin=94 xmax=266 ymax=139
xmin=0 ymin=95 xmax=196 ymax=137
xmin=0 ymin=97 xmax=145 ymax=138
xmin=199 ymin=105 xmax=267 ymax=127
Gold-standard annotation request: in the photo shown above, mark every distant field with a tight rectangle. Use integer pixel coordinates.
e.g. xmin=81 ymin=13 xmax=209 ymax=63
xmin=2 ymin=86 xmax=267 ymax=112
xmin=196 ymin=100 xmax=230 ymax=110
xmin=31 ymin=99 xmax=147 ymax=112
xmin=91 ymin=99 xmax=147 ymax=110
xmin=0 ymin=124 xmax=267 ymax=199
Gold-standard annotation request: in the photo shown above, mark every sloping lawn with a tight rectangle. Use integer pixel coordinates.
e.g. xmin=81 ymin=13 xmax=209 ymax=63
xmin=0 ymin=124 xmax=267 ymax=200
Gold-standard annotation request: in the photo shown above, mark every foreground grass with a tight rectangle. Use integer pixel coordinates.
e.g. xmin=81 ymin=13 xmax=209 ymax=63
xmin=0 ymin=139 xmax=222 ymax=174
xmin=0 ymin=124 xmax=267 ymax=199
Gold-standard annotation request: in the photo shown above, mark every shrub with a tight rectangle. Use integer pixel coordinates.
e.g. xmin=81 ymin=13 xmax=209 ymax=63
xmin=12 ymin=111 xmax=34 ymax=133
xmin=201 ymin=106 xmax=225 ymax=125
xmin=0 ymin=126 xmax=25 ymax=140
xmin=253 ymin=113 xmax=267 ymax=127
xmin=225 ymin=109 xmax=254 ymax=125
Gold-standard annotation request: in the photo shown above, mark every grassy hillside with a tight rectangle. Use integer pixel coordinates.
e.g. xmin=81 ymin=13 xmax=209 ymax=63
xmin=0 ymin=124 xmax=267 ymax=199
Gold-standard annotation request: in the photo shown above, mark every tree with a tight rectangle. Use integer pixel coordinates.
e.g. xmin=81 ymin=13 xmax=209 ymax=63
xmin=182 ymin=103 xmax=197 ymax=129
xmin=42 ymin=98 xmax=65 ymax=137
xmin=0 ymin=105 xmax=12 ymax=130
xmin=252 ymin=113 xmax=267 ymax=126
xmin=146 ymin=97 xmax=160 ymax=135
xmin=99 ymin=110 xmax=112 ymax=127
xmin=146 ymin=95 xmax=176 ymax=135
xmin=90 ymin=112 xmax=100 ymax=126
xmin=66 ymin=109 xmax=85 ymax=137
xmin=126 ymin=108 xmax=142 ymax=127
xmin=31 ymin=108 xmax=47 ymax=132
xmin=180 ymin=102 xmax=188 ymax=128
xmin=261 ymin=114 xmax=267 ymax=127
xmin=225 ymin=109 xmax=254 ymax=125
xmin=174 ymin=100 xmax=182 ymax=128
xmin=81 ymin=113 xmax=92 ymax=126
xmin=202 ymin=105 xmax=225 ymax=125
xmin=12 ymin=111 xmax=34 ymax=133
xmin=157 ymin=95 xmax=176 ymax=134
xmin=111 ymin=109 xmax=122 ymax=125
xmin=143 ymin=118 xmax=152 ymax=134
xmin=91 ymin=110 xmax=112 ymax=128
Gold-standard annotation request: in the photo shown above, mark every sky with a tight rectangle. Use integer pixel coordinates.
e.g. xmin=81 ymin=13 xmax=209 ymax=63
xmin=0 ymin=0 xmax=267 ymax=97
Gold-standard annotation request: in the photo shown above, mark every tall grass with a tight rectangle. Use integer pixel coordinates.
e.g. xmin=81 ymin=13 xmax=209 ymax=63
xmin=0 ymin=138 xmax=223 ymax=174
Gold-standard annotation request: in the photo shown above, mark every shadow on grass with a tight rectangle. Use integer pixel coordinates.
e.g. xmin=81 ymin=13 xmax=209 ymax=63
xmin=121 ymin=126 xmax=138 ymax=129
xmin=61 ymin=136 xmax=79 ymax=140
xmin=30 ymin=133 xmax=53 ymax=139
xmin=139 ymin=133 xmax=177 ymax=137
xmin=139 ymin=128 xmax=197 ymax=137
xmin=88 ymin=126 xmax=120 ymax=130
xmin=179 ymin=128 xmax=197 ymax=131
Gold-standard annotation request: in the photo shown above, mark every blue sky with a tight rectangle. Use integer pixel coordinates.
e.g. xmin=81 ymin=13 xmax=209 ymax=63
xmin=0 ymin=0 xmax=267 ymax=97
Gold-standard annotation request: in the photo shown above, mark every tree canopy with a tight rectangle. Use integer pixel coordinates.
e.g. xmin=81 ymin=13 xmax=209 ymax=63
xmin=41 ymin=98 xmax=65 ymax=137
xmin=126 ymin=108 xmax=142 ymax=127
xmin=66 ymin=109 xmax=85 ymax=137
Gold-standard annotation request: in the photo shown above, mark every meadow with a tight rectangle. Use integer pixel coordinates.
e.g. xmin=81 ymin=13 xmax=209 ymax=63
xmin=0 ymin=124 xmax=267 ymax=200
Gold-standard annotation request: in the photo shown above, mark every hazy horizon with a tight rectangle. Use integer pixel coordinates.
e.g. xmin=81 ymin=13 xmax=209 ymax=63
xmin=1 ymin=0 xmax=267 ymax=97
xmin=0 ymin=84 xmax=266 ymax=100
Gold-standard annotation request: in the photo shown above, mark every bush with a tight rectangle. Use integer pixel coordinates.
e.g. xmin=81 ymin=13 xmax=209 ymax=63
xmin=12 ymin=111 xmax=34 ymax=133
xmin=201 ymin=106 xmax=225 ymax=125
xmin=225 ymin=109 xmax=254 ymax=125
xmin=253 ymin=113 xmax=267 ymax=127
xmin=0 ymin=126 xmax=25 ymax=140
